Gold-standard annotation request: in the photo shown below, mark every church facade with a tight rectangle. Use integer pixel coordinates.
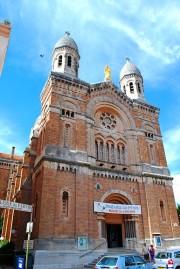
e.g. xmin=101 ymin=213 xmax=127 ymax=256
xmin=1 ymin=31 xmax=180 ymax=267
xmin=28 ymin=32 xmax=179 ymax=250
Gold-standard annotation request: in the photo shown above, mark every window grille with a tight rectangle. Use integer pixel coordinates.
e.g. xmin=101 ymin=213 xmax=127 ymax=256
xmin=111 ymin=144 xmax=115 ymax=162
xmin=122 ymin=146 xmax=126 ymax=164
xmin=125 ymin=221 xmax=136 ymax=238
xmin=106 ymin=143 xmax=110 ymax=162
xmin=117 ymin=145 xmax=121 ymax=164
xmin=100 ymin=141 xmax=104 ymax=160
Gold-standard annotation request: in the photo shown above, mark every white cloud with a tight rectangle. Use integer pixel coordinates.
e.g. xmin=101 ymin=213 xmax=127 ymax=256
xmin=172 ymin=174 xmax=180 ymax=204
xmin=164 ymin=126 xmax=180 ymax=165
xmin=163 ymin=126 xmax=180 ymax=204
xmin=0 ymin=119 xmax=25 ymax=155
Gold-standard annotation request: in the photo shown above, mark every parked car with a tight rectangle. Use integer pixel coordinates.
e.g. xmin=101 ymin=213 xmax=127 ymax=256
xmin=153 ymin=249 xmax=180 ymax=269
xmin=94 ymin=254 xmax=153 ymax=269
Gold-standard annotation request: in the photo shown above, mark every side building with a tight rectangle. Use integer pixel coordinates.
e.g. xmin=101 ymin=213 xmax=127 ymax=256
xmin=0 ymin=19 xmax=11 ymax=76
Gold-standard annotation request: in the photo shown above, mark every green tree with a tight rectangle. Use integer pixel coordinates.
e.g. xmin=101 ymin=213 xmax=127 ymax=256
xmin=177 ymin=204 xmax=180 ymax=222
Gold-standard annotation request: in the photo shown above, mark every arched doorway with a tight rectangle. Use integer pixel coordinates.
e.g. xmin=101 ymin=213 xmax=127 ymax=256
xmin=101 ymin=191 xmax=138 ymax=249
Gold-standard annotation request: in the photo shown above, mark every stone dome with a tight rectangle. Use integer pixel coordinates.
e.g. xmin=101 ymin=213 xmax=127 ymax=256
xmin=54 ymin=31 xmax=79 ymax=52
xmin=120 ymin=57 xmax=142 ymax=80
xmin=29 ymin=115 xmax=41 ymax=141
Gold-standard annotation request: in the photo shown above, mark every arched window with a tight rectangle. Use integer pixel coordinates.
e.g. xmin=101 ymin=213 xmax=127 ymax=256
xmin=137 ymin=83 xmax=141 ymax=93
xmin=111 ymin=144 xmax=115 ymax=162
xmin=100 ymin=141 xmax=104 ymax=160
xmin=117 ymin=145 xmax=121 ymax=164
xmin=159 ymin=200 xmax=166 ymax=221
xmin=122 ymin=146 xmax=126 ymax=164
xmin=106 ymin=143 xmax=110 ymax=162
xmin=129 ymin=82 xmax=134 ymax=93
xmin=62 ymin=191 xmax=68 ymax=217
xmin=67 ymin=56 xmax=72 ymax=67
xmin=64 ymin=124 xmax=71 ymax=147
xmin=95 ymin=141 xmax=98 ymax=159
xmin=74 ymin=58 xmax=78 ymax=76
xmin=58 ymin=55 xmax=62 ymax=67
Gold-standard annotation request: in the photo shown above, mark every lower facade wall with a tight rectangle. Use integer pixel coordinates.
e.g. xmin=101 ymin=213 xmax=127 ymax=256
xmin=32 ymin=237 xmax=180 ymax=269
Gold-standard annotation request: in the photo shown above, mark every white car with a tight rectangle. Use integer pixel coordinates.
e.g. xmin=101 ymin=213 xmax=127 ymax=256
xmin=153 ymin=249 xmax=180 ymax=269
xmin=94 ymin=254 xmax=153 ymax=269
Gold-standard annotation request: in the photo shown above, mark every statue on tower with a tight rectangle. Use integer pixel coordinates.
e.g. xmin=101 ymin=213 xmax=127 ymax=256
xmin=104 ymin=65 xmax=111 ymax=81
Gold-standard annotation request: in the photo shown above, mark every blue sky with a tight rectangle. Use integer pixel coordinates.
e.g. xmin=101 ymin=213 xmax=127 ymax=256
xmin=0 ymin=0 xmax=180 ymax=203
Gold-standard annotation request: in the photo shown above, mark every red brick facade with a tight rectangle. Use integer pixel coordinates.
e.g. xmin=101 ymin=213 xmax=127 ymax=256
xmin=1 ymin=33 xmax=180 ymax=257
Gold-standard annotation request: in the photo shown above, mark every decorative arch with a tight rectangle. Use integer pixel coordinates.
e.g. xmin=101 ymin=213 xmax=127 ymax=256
xmin=58 ymin=97 xmax=80 ymax=112
xmin=100 ymin=189 xmax=135 ymax=205
xmin=87 ymin=97 xmax=136 ymax=130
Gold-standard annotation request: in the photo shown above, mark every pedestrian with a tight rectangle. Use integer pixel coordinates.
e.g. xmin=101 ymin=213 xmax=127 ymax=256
xmin=142 ymin=242 xmax=149 ymax=262
xmin=149 ymin=244 xmax=155 ymax=262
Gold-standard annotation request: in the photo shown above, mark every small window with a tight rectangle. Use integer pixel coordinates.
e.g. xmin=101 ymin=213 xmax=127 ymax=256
xmin=100 ymin=141 xmax=104 ymax=160
xmin=67 ymin=56 xmax=72 ymax=67
xmin=106 ymin=143 xmax=110 ymax=162
xmin=95 ymin=141 xmax=98 ymax=159
xmin=137 ymin=83 xmax=141 ymax=93
xmin=64 ymin=124 xmax=71 ymax=147
xmin=62 ymin=191 xmax=68 ymax=217
xmin=160 ymin=200 xmax=166 ymax=221
xmin=58 ymin=55 xmax=62 ymax=67
xmin=129 ymin=82 xmax=134 ymax=93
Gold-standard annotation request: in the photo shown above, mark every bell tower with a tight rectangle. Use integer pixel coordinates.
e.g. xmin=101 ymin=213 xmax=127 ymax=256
xmin=52 ymin=31 xmax=80 ymax=78
xmin=120 ymin=57 xmax=145 ymax=102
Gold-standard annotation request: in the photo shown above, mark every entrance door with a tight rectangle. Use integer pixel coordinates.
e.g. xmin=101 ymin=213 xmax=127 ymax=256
xmin=107 ymin=224 xmax=123 ymax=248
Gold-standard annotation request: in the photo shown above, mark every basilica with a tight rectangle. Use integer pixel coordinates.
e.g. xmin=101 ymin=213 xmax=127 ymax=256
xmin=1 ymin=32 xmax=180 ymax=268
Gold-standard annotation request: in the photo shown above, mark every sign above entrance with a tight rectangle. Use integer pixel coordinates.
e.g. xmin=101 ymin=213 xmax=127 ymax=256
xmin=94 ymin=202 xmax=141 ymax=215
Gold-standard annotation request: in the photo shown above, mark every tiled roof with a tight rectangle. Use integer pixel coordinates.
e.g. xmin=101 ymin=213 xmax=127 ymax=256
xmin=0 ymin=152 xmax=22 ymax=161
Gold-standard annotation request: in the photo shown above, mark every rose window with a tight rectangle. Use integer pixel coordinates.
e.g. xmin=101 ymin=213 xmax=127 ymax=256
xmin=100 ymin=112 xmax=116 ymax=130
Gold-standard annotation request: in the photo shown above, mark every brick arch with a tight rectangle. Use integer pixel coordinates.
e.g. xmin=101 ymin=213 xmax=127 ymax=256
xmin=100 ymin=189 xmax=134 ymax=205
xmin=141 ymin=121 xmax=157 ymax=134
xmin=87 ymin=97 xmax=135 ymax=129
xmin=57 ymin=97 xmax=80 ymax=112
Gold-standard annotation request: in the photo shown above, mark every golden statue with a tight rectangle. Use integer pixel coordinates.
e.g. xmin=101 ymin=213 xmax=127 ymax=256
xmin=104 ymin=65 xmax=111 ymax=81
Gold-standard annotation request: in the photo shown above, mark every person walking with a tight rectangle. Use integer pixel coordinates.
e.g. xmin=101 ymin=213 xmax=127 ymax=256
xmin=142 ymin=242 xmax=149 ymax=262
xmin=149 ymin=244 xmax=155 ymax=262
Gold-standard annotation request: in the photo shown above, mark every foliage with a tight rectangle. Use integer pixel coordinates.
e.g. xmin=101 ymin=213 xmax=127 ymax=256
xmin=0 ymin=241 xmax=15 ymax=254
xmin=0 ymin=240 xmax=9 ymax=249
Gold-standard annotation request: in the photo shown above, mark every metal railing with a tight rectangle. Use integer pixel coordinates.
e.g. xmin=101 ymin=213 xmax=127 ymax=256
xmin=79 ymin=240 xmax=107 ymax=258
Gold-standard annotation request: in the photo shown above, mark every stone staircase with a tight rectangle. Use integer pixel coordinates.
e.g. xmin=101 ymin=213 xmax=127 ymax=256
xmin=84 ymin=248 xmax=139 ymax=268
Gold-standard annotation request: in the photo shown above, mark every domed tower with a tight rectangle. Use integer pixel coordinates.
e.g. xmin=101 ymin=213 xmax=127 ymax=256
xmin=52 ymin=31 xmax=80 ymax=78
xmin=120 ymin=57 xmax=145 ymax=102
